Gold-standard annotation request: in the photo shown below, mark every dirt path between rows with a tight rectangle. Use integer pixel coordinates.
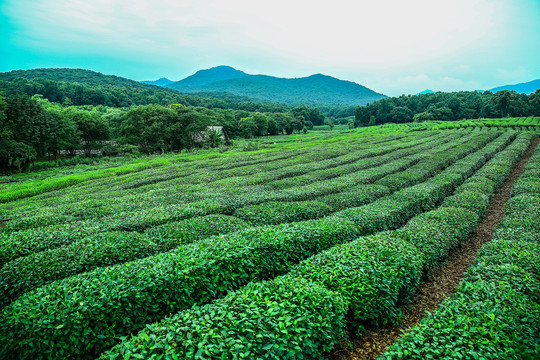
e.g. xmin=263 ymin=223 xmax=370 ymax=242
xmin=327 ymin=136 xmax=539 ymax=360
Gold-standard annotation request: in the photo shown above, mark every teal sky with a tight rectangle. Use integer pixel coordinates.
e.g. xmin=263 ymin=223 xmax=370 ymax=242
xmin=1 ymin=0 xmax=539 ymax=96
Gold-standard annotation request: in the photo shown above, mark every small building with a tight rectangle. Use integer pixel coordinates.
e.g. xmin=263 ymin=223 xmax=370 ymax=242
xmin=192 ymin=126 xmax=227 ymax=144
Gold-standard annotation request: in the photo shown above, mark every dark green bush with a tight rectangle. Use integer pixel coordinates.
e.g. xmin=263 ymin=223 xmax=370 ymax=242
xmin=287 ymin=231 xmax=423 ymax=329
xmin=457 ymin=176 xmax=497 ymax=197
xmin=398 ymin=207 xmax=478 ymax=272
xmin=316 ymin=185 xmax=390 ymax=211
xmin=475 ymin=238 xmax=540 ymax=280
xmin=101 ymin=277 xmax=348 ymax=359
xmin=0 ymin=217 xmax=358 ymax=358
xmin=380 ymin=280 xmax=540 ymax=360
xmin=233 ymin=200 xmax=332 ymax=225
xmin=144 ymin=214 xmax=249 ymax=250
xmin=0 ymin=220 xmax=101 ymax=266
xmin=0 ymin=231 xmax=159 ymax=308
xmin=441 ymin=191 xmax=490 ymax=218
xmin=333 ymin=198 xmax=419 ymax=235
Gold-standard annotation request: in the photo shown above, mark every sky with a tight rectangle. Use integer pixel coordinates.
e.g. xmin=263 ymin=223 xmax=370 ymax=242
xmin=1 ymin=0 xmax=539 ymax=97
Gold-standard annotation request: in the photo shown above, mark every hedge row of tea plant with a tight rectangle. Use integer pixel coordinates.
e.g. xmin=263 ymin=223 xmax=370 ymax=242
xmin=333 ymin=131 xmax=503 ymax=234
xmin=103 ymin=141 xmax=526 ymax=359
xmin=0 ymin=132 xmax=447 ymax=234
xmin=0 ymin=132 xmax=456 ymax=265
xmin=0 ymin=130 xmax=488 ymax=358
xmin=0 ymin=130 xmax=524 ymax=359
xmin=0 ymin=217 xmax=360 ymax=359
xmin=101 ymin=203 xmax=482 ymax=359
xmin=0 ymin=215 xmax=250 ymax=307
xmin=381 ymin=137 xmax=539 ymax=360
xmin=99 ymin=134 xmax=528 ymax=359
xmin=104 ymin=276 xmax=348 ymax=360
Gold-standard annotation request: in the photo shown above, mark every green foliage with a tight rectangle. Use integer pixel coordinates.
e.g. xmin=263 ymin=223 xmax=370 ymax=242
xmin=441 ymin=191 xmax=490 ymax=218
xmin=0 ymin=218 xmax=358 ymax=358
xmin=233 ymin=200 xmax=332 ymax=225
xmin=355 ymin=90 xmax=538 ymax=127
xmin=102 ymin=277 xmax=348 ymax=359
xmin=398 ymin=207 xmax=478 ymax=272
xmin=0 ymin=231 xmax=159 ymax=307
xmin=380 ymin=279 xmax=540 ymax=359
xmin=288 ymin=232 xmax=423 ymax=329
xmin=0 ymin=140 xmax=36 ymax=171
xmin=144 ymin=214 xmax=249 ymax=251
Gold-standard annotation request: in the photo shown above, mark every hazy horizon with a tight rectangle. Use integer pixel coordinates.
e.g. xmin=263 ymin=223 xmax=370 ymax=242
xmin=1 ymin=0 xmax=539 ymax=97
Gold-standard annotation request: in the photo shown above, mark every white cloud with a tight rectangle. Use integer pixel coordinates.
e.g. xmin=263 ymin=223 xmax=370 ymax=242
xmin=2 ymin=0 xmax=539 ymax=95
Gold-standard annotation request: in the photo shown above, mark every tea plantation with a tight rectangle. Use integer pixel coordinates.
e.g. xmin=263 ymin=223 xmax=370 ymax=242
xmin=0 ymin=125 xmax=538 ymax=359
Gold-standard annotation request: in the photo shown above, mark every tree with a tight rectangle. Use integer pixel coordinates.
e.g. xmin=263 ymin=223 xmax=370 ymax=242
xmin=0 ymin=140 xmax=36 ymax=172
xmin=389 ymin=106 xmax=413 ymax=123
xmin=120 ymin=105 xmax=176 ymax=154
xmin=292 ymin=106 xmax=325 ymax=125
xmin=492 ymin=90 xmax=520 ymax=117
xmin=413 ymin=111 xmax=435 ymax=122
xmin=64 ymin=107 xmax=110 ymax=156
xmin=530 ymin=89 xmax=540 ymax=116
xmin=0 ymin=93 xmax=8 ymax=139
xmin=239 ymin=116 xmax=258 ymax=138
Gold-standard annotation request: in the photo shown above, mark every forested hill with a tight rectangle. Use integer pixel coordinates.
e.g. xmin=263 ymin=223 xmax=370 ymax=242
xmin=0 ymin=68 xmax=290 ymax=112
xmin=489 ymin=79 xmax=540 ymax=95
xmin=166 ymin=66 xmax=387 ymax=106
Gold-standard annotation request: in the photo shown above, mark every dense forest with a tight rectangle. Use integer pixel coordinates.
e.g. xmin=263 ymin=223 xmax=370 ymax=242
xmin=355 ymin=90 xmax=540 ymax=126
xmin=0 ymin=93 xmax=325 ymax=172
xmin=0 ymin=68 xmax=356 ymax=118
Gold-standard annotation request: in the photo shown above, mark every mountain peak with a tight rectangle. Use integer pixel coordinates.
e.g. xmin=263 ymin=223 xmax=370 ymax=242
xmin=176 ymin=66 xmax=249 ymax=87
xmin=141 ymin=77 xmax=174 ymax=86
xmin=168 ymin=67 xmax=387 ymax=106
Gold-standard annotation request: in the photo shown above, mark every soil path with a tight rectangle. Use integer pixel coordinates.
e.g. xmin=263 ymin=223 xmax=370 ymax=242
xmin=327 ymin=137 xmax=539 ymax=360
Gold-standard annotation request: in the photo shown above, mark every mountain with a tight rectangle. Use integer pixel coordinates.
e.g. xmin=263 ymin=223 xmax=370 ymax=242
xmin=416 ymin=89 xmax=435 ymax=95
xmin=0 ymin=68 xmax=162 ymax=90
xmin=175 ymin=65 xmax=249 ymax=87
xmin=0 ymin=68 xmax=289 ymax=112
xmin=489 ymin=79 xmax=540 ymax=94
xmin=142 ymin=77 xmax=174 ymax=86
xmin=167 ymin=66 xmax=387 ymax=106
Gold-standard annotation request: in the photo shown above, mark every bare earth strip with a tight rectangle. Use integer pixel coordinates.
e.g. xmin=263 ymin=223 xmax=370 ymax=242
xmin=327 ymin=136 xmax=540 ymax=360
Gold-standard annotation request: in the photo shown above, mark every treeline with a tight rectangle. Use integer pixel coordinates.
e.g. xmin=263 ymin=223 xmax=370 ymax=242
xmin=0 ymin=93 xmax=325 ymax=172
xmin=355 ymin=90 xmax=540 ymax=126
xmin=0 ymin=76 xmax=291 ymax=113
xmin=0 ymin=69 xmax=355 ymax=118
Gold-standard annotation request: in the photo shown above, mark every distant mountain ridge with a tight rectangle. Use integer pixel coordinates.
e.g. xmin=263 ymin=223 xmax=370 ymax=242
xmin=416 ymin=89 xmax=435 ymax=95
xmin=176 ymin=66 xmax=250 ymax=87
xmin=142 ymin=77 xmax=174 ymax=86
xmin=160 ymin=66 xmax=387 ymax=106
xmin=489 ymin=79 xmax=540 ymax=94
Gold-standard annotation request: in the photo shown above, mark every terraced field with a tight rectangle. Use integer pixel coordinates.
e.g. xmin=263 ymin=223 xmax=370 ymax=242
xmin=0 ymin=127 xmax=537 ymax=359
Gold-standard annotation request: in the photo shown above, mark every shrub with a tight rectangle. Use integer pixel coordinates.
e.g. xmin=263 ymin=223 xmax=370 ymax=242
xmin=398 ymin=207 xmax=478 ymax=272
xmin=316 ymin=185 xmax=390 ymax=211
xmin=101 ymin=277 xmax=348 ymax=359
xmin=287 ymin=231 xmax=423 ymax=329
xmin=0 ymin=220 xmax=101 ymax=266
xmin=0 ymin=231 xmax=159 ymax=308
xmin=333 ymin=198 xmax=419 ymax=235
xmin=233 ymin=200 xmax=332 ymax=225
xmin=441 ymin=191 xmax=490 ymax=218
xmin=381 ymin=280 xmax=540 ymax=359
xmin=475 ymin=238 xmax=540 ymax=280
xmin=144 ymin=214 xmax=249 ymax=251
xmin=0 ymin=218 xmax=358 ymax=358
